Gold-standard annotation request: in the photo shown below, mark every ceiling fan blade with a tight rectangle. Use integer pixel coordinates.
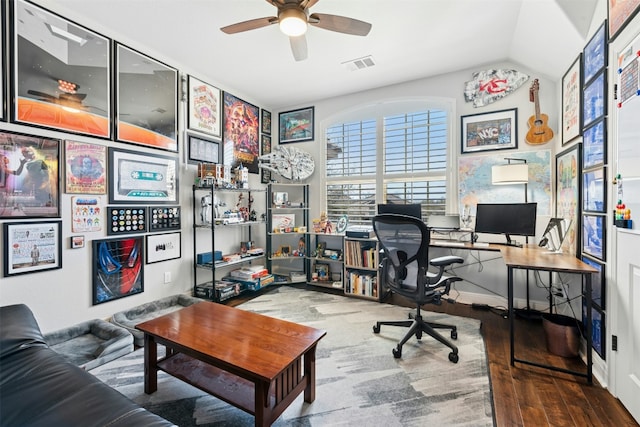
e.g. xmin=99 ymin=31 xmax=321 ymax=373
xmin=289 ymin=35 xmax=308 ymax=61
xmin=300 ymin=0 xmax=319 ymax=9
xmin=309 ymin=13 xmax=372 ymax=36
xmin=220 ymin=17 xmax=277 ymax=34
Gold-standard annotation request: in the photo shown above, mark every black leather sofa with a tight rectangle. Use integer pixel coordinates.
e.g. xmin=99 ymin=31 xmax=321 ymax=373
xmin=0 ymin=304 xmax=174 ymax=427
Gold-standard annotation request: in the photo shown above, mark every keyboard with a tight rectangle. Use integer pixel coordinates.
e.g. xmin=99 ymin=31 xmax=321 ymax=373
xmin=473 ymin=242 xmax=490 ymax=248
xmin=432 ymin=240 xmax=466 ymax=247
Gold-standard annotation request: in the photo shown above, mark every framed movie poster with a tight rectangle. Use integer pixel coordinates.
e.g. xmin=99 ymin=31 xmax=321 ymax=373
xmin=187 ymin=75 xmax=221 ymax=138
xmin=223 ymin=92 xmax=260 ymax=173
xmin=555 ymin=144 xmax=581 ymax=256
xmin=583 ymin=119 xmax=606 ymax=169
xmin=187 ymin=133 xmax=220 ymax=164
xmin=116 ymin=43 xmax=178 ymax=152
xmin=65 ymin=141 xmax=107 ymax=194
xmin=461 ymin=108 xmax=518 ymax=153
xmin=583 ymin=21 xmax=607 ymax=85
xmin=92 ymin=236 xmax=144 ymax=305
xmin=261 ymin=134 xmax=272 ymax=184
xmin=608 ymin=0 xmax=640 ymax=43
xmin=582 ymin=214 xmax=605 ymax=260
xmin=0 ymin=130 xmax=60 ymax=218
xmin=279 ymin=106 xmax=314 ymax=144
xmin=108 ymin=147 xmax=178 ymax=204
xmin=583 ymin=167 xmax=606 ymax=213
xmin=12 ymin=0 xmax=111 ymax=138
xmin=261 ymin=109 xmax=272 ymax=135
xmin=561 ymin=54 xmax=582 ymax=144
xmin=3 ymin=220 xmax=62 ymax=277
xmin=146 ymin=232 xmax=181 ymax=264
xmin=583 ymin=72 xmax=606 ymax=129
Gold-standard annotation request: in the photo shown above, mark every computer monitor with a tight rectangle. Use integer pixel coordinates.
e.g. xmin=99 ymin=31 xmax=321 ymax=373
xmin=377 ymin=203 xmax=422 ymax=219
xmin=427 ymin=214 xmax=460 ymax=231
xmin=474 ymin=203 xmax=537 ymax=247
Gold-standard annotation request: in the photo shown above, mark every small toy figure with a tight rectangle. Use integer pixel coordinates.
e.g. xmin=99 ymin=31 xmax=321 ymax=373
xmin=200 ymin=194 xmax=212 ymax=223
xmin=297 ymin=237 xmax=306 ymax=256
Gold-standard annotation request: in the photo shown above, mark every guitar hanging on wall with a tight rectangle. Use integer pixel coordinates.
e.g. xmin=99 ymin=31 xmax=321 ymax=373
xmin=525 ymin=79 xmax=554 ymax=145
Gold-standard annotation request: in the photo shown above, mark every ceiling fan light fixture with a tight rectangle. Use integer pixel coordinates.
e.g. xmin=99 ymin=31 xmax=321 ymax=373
xmin=279 ymin=8 xmax=307 ymax=36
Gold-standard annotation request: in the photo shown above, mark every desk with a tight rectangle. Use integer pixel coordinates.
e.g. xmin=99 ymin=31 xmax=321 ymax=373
xmin=501 ymin=245 xmax=597 ymax=383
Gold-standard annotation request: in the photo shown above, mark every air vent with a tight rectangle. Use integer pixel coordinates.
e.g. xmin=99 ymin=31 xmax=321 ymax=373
xmin=342 ymin=55 xmax=376 ymax=71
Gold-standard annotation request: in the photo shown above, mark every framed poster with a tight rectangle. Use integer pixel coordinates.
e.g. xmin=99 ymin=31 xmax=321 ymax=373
xmin=107 ymin=206 xmax=147 ymax=235
xmin=608 ymin=0 xmax=640 ymax=43
xmin=617 ymin=47 xmax=640 ymax=107
xmin=3 ymin=220 xmax=62 ymax=277
xmin=555 ymin=144 xmax=581 ymax=256
xmin=583 ymin=72 xmax=606 ymax=129
xmin=561 ymin=54 xmax=582 ymax=144
xmin=187 ymin=75 xmax=221 ymax=138
xmin=0 ymin=130 xmax=60 ymax=218
xmin=582 ymin=214 xmax=605 ymax=260
xmin=583 ymin=119 xmax=606 ymax=169
xmin=460 ymin=108 xmax=518 ymax=153
xmin=148 ymin=206 xmax=181 ymax=231
xmin=116 ymin=43 xmax=178 ymax=152
xmin=187 ymin=133 xmax=220 ymax=164
xmin=0 ymin=2 xmax=4 ymax=121
xmin=261 ymin=134 xmax=272 ymax=184
xmin=582 ymin=255 xmax=605 ymax=310
xmin=108 ymin=147 xmax=178 ymax=204
xmin=146 ymin=232 xmax=181 ymax=264
xmin=92 ymin=236 xmax=144 ymax=305
xmin=279 ymin=106 xmax=314 ymax=143
xmin=71 ymin=196 xmax=102 ymax=233
xmin=583 ymin=167 xmax=606 ymax=213
xmin=223 ymin=92 xmax=260 ymax=173
xmin=583 ymin=21 xmax=607 ymax=85
xmin=64 ymin=141 xmax=107 ymax=194
xmin=261 ymin=109 xmax=272 ymax=135
xmin=583 ymin=302 xmax=606 ymax=359
xmin=11 ymin=0 xmax=111 ymax=138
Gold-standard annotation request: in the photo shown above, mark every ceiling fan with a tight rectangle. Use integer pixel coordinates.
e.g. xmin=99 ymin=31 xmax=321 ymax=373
xmin=220 ymin=0 xmax=372 ymax=61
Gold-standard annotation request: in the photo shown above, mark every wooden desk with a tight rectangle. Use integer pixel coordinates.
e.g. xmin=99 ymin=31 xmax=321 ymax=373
xmin=500 ymin=245 xmax=598 ymax=383
xmin=136 ymin=301 xmax=326 ymax=427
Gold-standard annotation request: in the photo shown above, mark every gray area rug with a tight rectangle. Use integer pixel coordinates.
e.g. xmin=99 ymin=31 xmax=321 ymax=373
xmin=92 ymin=286 xmax=494 ymax=426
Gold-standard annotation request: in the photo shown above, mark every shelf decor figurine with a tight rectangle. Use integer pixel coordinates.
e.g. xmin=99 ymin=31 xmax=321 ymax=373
xmin=258 ymin=146 xmax=315 ymax=181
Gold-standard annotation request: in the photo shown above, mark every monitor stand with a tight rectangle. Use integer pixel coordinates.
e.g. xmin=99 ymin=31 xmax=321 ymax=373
xmin=504 ymin=234 xmax=522 ymax=247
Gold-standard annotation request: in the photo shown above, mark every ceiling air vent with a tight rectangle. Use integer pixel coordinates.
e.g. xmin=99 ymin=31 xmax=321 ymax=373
xmin=342 ymin=55 xmax=376 ymax=71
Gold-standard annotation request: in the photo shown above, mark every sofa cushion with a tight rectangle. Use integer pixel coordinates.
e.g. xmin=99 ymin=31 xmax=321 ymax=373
xmin=0 ymin=304 xmax=48 ymax=359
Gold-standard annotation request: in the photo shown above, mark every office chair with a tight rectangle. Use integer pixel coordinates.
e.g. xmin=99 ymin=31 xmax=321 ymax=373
xmin=372 ymin=214 xmax=464 ymax=362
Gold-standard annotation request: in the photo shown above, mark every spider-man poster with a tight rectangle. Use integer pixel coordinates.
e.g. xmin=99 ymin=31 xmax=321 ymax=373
xmin=92 ymin=236 xmax=144 ymax=305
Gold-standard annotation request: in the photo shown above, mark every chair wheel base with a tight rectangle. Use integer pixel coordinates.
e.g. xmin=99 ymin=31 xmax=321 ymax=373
xmin=393 ymin=346 xmax=402 ymax=358
xmin=373 ymin=324 xmax=381 ymax=334
xmin=449 ymin=352 xmax=459 ymax=363
xmin=451 ymin=330 xmax=458 ymax=340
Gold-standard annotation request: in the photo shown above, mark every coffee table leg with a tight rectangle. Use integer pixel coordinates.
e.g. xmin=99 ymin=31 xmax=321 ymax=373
xmin=254 ymin=380 xmax=270 ymax=427
xmin=304 ymin=345 xmax=318 ymax=403
xmin=143 ymin=334 xmax=158 ymax=394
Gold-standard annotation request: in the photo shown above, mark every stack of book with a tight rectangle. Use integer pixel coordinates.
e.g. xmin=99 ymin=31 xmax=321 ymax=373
xmin=225 ymin=265 xmax=274 ymax=291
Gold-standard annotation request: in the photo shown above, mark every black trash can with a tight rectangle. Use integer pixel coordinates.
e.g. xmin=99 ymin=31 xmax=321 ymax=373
xmin=542 ymin=313 xmax=580 ymax=358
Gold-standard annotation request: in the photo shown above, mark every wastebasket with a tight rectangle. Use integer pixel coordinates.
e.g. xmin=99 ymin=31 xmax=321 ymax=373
xmin=542 ymin=313 xmax=580 ymax=357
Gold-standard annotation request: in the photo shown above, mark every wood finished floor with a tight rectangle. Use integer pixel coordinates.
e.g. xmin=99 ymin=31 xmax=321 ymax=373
xmin=231 ymin=285 xmax=638 ymax=427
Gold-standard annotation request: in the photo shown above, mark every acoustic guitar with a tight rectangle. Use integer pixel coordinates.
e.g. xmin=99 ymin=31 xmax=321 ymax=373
xmin=525 ymin=79 xmax=554 ymax=144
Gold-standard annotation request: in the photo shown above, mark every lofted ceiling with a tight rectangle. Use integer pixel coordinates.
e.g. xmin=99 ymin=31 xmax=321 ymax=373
xmin=39 ymin=0 xmax=598 ymax=111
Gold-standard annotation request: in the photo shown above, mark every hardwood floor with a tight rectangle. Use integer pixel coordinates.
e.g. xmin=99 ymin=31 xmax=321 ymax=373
xmin=231 ymin=285 xmax=638 ymax=427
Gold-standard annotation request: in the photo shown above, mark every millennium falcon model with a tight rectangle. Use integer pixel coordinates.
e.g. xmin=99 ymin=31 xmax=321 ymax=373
xmin=258 ymin=146 xmax=315 ymax=181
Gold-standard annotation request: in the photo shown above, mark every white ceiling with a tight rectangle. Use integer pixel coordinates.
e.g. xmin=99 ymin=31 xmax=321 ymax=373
xmin=41 ymin=0 xmax=599 ymax=110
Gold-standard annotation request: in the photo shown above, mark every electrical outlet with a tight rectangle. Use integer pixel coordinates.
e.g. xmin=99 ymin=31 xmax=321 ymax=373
xmin=164 ymin=272 xmax=171 ymax=283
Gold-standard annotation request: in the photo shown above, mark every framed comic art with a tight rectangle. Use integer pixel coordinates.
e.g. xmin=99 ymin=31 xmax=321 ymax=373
xmin=583 ymin=71 xmax=606 ymax=129
xmin=187 ymin=133 xmax=220 ymax=164
xmin=11 ymin=0 xmax=111 ymax=138
xmin=146 ymin=232 xmax=181 ymax=264
xmin=583 ymin=119 xmax=606 ymax=169
xmin=555 ymin=144 xmax=581 ymax=256
xmin=3 ymin=220 xmax=62 ymax=277
xmin=223 ymin=92 xmax=260 ymax=173
xmin=116 ymin=43 xmax=178 ymax=152
xmin=582 ymin=213 xmax=605 ymax=260
xmin=608 ymin=0 xmax=640 ymax=43
xmin=561 ymin=54 xmax=582 ymax=144
xmin=582 ymin=255 xmax=606 ymax=310
xmin=279 ymin=106 xmax=314 ymax=143
xmin=92 ymin=236 xmax=144 ymax=305
xmin=261 ymin=109 xmax=272 ymax=135
xmin=583 ymin=20 xmax=607 ymax=85
xmin=0 ymin=130 xmax=60 ymax=218
xmin=187 ymin=75 xmax=221 ymax=138
xmin=583 ymin=167 xmax=606 ymax=213
xmin=583 ymin=302 xmax=606 ymax=359
xmin=108 ymin=147 xmax=178 ymax=204
xmin=65 ymin=141 xmax=106 ymax=194
xmin=461 ymin=108 xmax=517 ymax=153
xmin=261 ymin=134 xmax=272 ymax=184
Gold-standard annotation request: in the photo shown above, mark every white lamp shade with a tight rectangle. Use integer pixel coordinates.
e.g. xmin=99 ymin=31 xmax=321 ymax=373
xmin=492 ymin=163 xmax=528 ymax=185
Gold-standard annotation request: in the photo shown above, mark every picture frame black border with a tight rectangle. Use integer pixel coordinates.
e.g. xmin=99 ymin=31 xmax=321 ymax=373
xmin=145 ymin=231 xmax=181 ymax=264
xmin=222 ymin=91 xmax=261 ymax=173
xmin=555 ymin=143 xmax=582 ymax=256
xmin=583 ymin=167 xmax=607 ymax=213
xmin=2 ymin=220 xmax=62 ymax=277
xmin=261 ymin=134 xmax=272 ymax=184
xmin=10 ymin=0 xmax=112 ymax=139
xmin=187 ymin=133 xmax=220 ymax=165
xmin=460 ymin=108 xmax=518 ymax=154
xmin=582 ymin=213 xmax=606 ymax=261
xmin=582 ymin=118 xmax=607 ymax=169
xmin=0 ymin=129 xmax=61 ymax=218
xmin=187 ymin=75 xmax=221 ymax=138
xmin=108 ymin=147 xmax=178 ymax=204
xmin=92 ymin=236 xmax=144 ymax=305
xmin=582 ymin=71 xmax=607 ymax=129
xmin=115 ymin=42 xmax=178 ymax=152
xmin=64 ymin=140 xmax=107 ymax=195
xmin=279 ymin=106 xmax=315 ymax=144
xmin=106 ymin=205 xmax=148 ymax=235
xmin=261 ymin=109 xmax=272 ymax=135
xmin=582 ymin=20 xmax=608 ymax=85
xmin=1 ymin=1 xmax=6 ymax=122
xmin=582 ymin=301 xmax=606 ymax=360
xmin=581 ymin=254 xmax=606 ymax=310
xmin=608 ymin=0 xmax=640 ymax=43
xmin=561 ymin=53 xmax=582 ymax=145
xmin=148 ymin=205 xmax=181 ymax=232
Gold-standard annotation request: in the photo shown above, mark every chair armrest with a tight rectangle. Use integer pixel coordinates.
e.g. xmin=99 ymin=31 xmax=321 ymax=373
xmin=430 ymin=255 xmax=464 ymax=267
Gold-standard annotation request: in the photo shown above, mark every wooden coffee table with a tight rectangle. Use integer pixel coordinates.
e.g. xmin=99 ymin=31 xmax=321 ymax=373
xmin=136 ymin=301 xmax=326 ymax=427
